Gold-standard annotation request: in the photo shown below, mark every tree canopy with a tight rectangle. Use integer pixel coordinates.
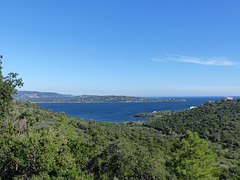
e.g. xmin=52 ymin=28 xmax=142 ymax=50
xmin=167 ymin=130 xmax=220 ymax=179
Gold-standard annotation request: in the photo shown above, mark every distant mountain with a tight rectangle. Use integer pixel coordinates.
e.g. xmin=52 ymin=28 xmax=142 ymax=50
xmin=17 ymin=91 xmax=73 ymax=98
xmin=15 ymin=91 xmax=185 ymax=103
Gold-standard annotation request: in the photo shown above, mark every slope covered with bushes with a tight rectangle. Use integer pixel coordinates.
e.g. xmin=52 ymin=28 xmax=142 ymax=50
xmin=144 ymin=99 xmax=240 ymax=147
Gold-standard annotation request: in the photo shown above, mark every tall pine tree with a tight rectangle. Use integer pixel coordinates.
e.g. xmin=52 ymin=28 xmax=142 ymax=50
xmin=167 ymin=130 xmax=220 ymax=179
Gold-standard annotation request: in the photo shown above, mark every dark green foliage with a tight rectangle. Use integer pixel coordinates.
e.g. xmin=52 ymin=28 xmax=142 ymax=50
xmin=90 ymin=140 xmax=169 ymax=180
xmin=10 ymin=101 xmax=174 ymax=179
xmin=144 ymin=100 xmax=240 ymax=179
xmin=167 ymin=130 xmax=220 ymax=179
xmin=0 ymin=112 xmax=93 ymax=179
xmin=0 ymin=100 xmax=94 ymax=179
xmin=78 ymin=120 xmax=173 ymax=179
xmin=0 ymin=68 xmax=23 ymax=120
xmin=144 ymin=100 xmax=240 ymax=147
xmin=134 ymin=110 xmax=172 ymax=118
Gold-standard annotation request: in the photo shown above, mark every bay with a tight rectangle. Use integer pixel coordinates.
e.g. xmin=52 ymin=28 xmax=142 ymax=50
xmin=36 ymin=96 xmax=235 ymax=123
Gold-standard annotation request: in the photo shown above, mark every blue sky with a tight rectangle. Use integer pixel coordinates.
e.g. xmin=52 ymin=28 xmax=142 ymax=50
xmin=1 ymin=0 xmax=240 ymax=96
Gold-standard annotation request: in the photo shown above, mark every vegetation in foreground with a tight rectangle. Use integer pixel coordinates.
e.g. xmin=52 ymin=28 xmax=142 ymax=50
xmin=0 ymin=57 xmax=239 ymax=179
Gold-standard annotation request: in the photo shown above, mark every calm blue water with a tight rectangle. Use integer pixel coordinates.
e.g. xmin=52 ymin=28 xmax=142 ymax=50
xmin=36 ymin=97 xmax=237 ymax=123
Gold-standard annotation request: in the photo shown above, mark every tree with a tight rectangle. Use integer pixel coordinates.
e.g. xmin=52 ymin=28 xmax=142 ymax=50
xmin=0 ymin=56 xmax=23 ymax=121
xmin=167 ymin=130 xmax=220 ymax=179
xmin=0 ymin=56 xmax=93 ymax=179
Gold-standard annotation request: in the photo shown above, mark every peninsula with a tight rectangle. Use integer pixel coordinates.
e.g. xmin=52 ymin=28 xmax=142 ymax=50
xmin=16 ymin=91 xmax=186 ymax=103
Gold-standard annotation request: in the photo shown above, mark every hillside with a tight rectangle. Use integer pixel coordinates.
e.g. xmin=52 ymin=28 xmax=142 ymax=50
xmin=9 ymin=99 xmax=240 ymax=179
xmin=12 ymin=100 xmax=175 ymax=179
xmin=140 ymin=99 xmax=240 ymax=179
xmin=16 ymin=90 xmax=185 ymax=103
xmin=144 ymin=99 xmax=240 ymax=147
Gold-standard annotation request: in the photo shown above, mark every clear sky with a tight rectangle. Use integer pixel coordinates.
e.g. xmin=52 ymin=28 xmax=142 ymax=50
xmin=1 ymin=0 xmax=240 ymax=96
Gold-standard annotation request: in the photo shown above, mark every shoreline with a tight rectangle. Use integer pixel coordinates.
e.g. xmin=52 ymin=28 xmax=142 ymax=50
xmin=30 ymin=99 xmax=186 ymax=104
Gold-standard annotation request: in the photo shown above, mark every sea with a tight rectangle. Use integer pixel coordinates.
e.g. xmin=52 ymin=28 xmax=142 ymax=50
xmin=36 ymin=96 xmax=239 ymax=123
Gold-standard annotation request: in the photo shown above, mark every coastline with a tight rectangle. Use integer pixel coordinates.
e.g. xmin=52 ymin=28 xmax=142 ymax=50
xmin=30 ymin=99 xmax=186 ymax=104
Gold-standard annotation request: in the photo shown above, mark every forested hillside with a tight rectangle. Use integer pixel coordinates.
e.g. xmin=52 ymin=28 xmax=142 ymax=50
xmin=143 ymin=99 xmax=240 ymax=179
xmin=144 ymin=99 xmax=240 ymax=147
xmin=0 ymin=57 xmax=239 ymax=179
